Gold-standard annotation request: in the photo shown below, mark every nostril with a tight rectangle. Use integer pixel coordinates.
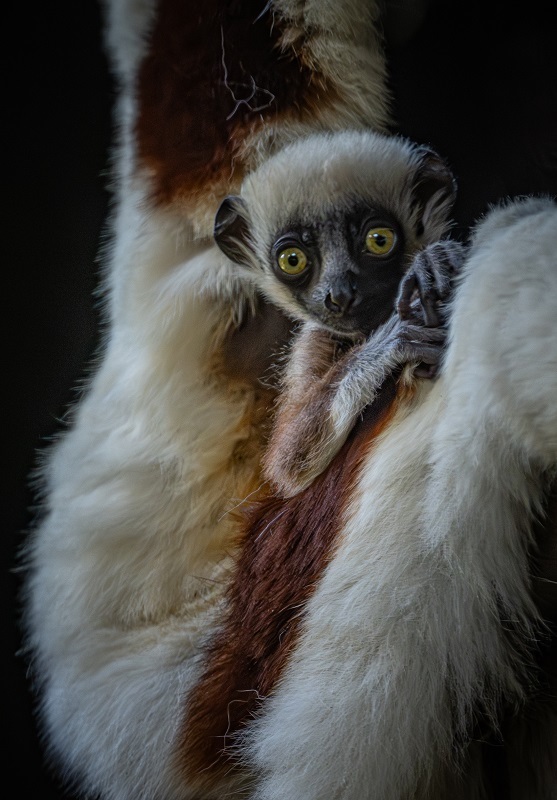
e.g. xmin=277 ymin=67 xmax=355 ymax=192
xmin=325 ymin=292 xmax=343 ymax=314
xmin=325 ymin=289 xmax=354 ymax=314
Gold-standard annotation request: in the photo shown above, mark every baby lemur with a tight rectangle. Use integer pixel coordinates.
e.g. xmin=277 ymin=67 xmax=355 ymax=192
xmin=181 ymin=131 xmax=467 ymax=785
xmin=214 ymin=131 xmax=466 ymax=496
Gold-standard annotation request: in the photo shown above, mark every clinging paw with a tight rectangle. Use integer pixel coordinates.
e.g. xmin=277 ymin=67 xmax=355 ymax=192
xmin=362 ymin=313 xmax=449 ymax=383
xmin=390 ymin=317 xmax=448 ymax=379
xmin=397 ymin=240 xmax=467 ymax=326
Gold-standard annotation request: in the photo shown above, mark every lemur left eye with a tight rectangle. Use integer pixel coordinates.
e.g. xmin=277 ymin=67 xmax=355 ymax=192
xmin=365 ymin=227 xmax=397 ymax=256
xmin=277 ymin=246 xmax=309 ymax=275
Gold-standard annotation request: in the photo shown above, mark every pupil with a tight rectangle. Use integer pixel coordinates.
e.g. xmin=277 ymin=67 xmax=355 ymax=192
xmin=374 ymin=234 xmax=386 ymax=247
xmin=288 ymin=253 xmax=299 ymax=266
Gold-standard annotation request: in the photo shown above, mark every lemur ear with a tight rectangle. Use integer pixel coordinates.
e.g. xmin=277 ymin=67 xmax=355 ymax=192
xmin=214 ymin=196 xmax=253 ymax=264
xmin=411 ymin=146 xmax=457 ymax=236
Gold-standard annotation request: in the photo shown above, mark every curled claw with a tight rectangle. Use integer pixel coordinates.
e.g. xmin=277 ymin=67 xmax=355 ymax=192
xmin=397 ymin=240 xmax=467 ymax=326
xmin=398 ymin=266 xmax=439 ymax=326
xmin=392 ymin=319 xmax=448 ymax=380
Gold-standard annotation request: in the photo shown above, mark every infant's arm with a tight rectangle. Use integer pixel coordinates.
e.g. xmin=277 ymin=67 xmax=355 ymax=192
xmin=263 ymin=240 xmax=467 ymax=496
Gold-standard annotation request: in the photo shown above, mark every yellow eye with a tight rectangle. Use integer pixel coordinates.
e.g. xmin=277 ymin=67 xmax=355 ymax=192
xmin=365 ymin=227 xmax=396 ymax=256
xmin=277 ymin=246 xmax=309 ymax=275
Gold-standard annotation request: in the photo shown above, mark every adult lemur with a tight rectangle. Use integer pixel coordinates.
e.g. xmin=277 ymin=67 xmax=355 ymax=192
xmin=20 ymin=1 xmax=556 ymax=799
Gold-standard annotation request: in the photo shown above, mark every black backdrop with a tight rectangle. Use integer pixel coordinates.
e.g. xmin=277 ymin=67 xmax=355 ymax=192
xmin=6 ymin=1 xmax=556 ymax=796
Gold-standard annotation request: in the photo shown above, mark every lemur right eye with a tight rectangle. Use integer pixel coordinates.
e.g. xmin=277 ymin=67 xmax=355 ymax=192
xmin=277 ymin=246 xmax=309 ymax=276
xmin=365 ymin=226 xmax=397 ymax=256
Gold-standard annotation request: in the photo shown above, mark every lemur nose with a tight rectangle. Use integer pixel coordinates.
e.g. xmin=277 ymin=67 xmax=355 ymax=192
xmin=325 ymin=280 xmax=356 ymax=315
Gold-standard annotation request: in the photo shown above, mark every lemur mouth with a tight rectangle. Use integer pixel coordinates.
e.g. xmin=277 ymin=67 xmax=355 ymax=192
xmin=317 ymin=313 xmax=369 ymax=341
xmin=320 ymin=305 xmax=394 ymax=340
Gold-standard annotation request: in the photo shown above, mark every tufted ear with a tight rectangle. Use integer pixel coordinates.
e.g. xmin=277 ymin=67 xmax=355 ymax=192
xmin=214 ymin=196 xmax=253 ymax=264
xmin=411 ymin=146 xmax=457 ymax=236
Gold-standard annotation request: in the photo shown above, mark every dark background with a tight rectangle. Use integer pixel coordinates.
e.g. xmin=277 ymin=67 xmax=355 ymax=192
xmin=6 ymin=1 xmax=556 ymax=796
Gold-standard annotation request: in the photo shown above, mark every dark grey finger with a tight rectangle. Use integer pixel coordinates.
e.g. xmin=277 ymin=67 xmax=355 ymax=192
xmin=399 ymin=342 xmax=444 ymax=365
xmin=397 ymin=271 xmax=418 ymax=320
xmin=397 ymin=323 xmax=447 ymax=344
xmin=419 ymin=292 xmax=440 ymax=327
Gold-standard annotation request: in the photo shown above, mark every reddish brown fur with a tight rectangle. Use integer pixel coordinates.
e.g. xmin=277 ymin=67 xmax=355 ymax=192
xmin=136 ymin=0 xmax=337 ymax=209
xmin=264 ymin=332 xmax=383 ymax=495
xmin=179 ymin=374 xmax=403 ymax=790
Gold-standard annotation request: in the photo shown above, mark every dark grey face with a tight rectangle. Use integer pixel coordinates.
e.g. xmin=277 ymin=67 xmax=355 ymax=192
xmin=213 ymin=143 xmax=457 ymax=340
xmin=270 ymin=205 xmax=407 ymax=337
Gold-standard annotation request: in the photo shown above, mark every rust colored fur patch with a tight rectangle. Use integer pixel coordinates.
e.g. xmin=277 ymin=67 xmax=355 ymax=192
xmin=179 ymin=374 xmax=401 ymax=790
xmin=136 ymin=0 xmax=336 ymax=210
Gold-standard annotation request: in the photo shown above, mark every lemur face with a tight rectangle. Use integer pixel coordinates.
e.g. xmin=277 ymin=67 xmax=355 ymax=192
xmin=267 ymin=204 xmax=405 ymax=337
xmin=213 ymin=130 xmax=456 ymax=340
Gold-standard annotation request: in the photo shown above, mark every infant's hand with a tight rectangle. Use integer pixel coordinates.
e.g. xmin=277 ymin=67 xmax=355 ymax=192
xmin=397 ymin=240 xmax=466 ymax=327
xmin=365 ymin=313 xmax=448 ymax=381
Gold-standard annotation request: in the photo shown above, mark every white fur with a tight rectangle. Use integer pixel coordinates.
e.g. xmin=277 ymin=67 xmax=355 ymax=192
xmin=101 ymin=0 xmax=157 ymax=85
xmin=21 ymin=0 xmax=557 ymax=796
xmin=244 ymin=197 xmax=557 ymax=799
xmin=21 ymin=1 xmax=392 ymax=799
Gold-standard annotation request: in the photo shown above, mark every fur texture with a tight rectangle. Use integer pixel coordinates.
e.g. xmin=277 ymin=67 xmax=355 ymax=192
xmin=240 ymin=196 xmax=557 ymax=800
xmin=20 ymin=2 xmax=394 ymax=799
xmin=19 ymin=0 xmax=556 ymax=798
xmin=212 ymin=132 xmax=463 ymax=496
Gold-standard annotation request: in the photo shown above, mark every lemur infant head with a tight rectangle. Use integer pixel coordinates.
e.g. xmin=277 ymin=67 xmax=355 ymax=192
xmin=214 ymin=130 xmax=456 ymax=338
